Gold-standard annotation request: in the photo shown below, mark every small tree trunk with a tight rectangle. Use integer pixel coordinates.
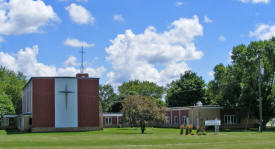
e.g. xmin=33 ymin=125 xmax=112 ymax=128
xmin=262 ymin=119 xmax=267 ymax=130
xmin=245 ymin=110 xmax=250 ymax=130
xmin=140 ymin=122 xmax=145 ymax=134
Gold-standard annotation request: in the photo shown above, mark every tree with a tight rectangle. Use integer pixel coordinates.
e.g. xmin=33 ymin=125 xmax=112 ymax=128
xmin=118 ymin=80 xmax=165 ymax=100
xmin=166 ymin=71 xmax=206 ymax=107
xmin=207 ymin=38 xmax=275 ymax=129
xmin=122 ymin=95 xmax=166 ymax=134
xmin=205 ymin=64 xmax=241 ymax=108
xmin=0 ymin=91 xmax=15 ymax=118
xmin=0 ymin=67 xmax=26 ymax=114
xmin=99 ymin=84 xmax=118 ymax=112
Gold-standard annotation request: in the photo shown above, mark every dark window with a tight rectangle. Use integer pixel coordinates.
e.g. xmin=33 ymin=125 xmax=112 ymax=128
xmin=224 ymin=115 xmax=236 ymax=124
xmin=29 ymin=118 xmax=32 ymax=125
xmin=174 ymin=116 xmax=178 ymax=124
xmin=182 ymin=116 xmax=187 ymax=125
xmin=9 ymin=118 xmax=15 ymax=126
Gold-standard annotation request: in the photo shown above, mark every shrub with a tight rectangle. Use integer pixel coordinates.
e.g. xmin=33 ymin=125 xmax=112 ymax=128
xmin=185 ymin=125 xmax=194 ymax=135
xmin=180 ymin=125 xmax=184 ymax=135
xmin=185 ymin=127 xmax=189 ymax=135
xmin=188 ymin=125 xmax=193 ymax=134
xmin=197 ymin=131 xmax=207 ymax=136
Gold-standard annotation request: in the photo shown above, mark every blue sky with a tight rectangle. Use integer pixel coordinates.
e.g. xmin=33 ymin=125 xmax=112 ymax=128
xmin=0 ymin=0 xmax=274 ymax=87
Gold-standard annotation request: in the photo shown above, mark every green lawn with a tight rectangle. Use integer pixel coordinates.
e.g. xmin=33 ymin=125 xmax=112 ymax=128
xmin=0 ymin=128 xmax=275 ymax=149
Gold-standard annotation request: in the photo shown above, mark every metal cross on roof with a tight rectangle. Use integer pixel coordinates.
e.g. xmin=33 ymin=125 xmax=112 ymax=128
xmin=80 ymin=46 xmax=86 ymax=73
xmin=59 ymin=84 xmax=74 ymax=111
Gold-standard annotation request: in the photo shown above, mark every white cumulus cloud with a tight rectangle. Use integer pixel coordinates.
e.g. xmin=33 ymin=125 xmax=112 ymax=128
xmin=204 ymin=16 xmax=213 ymax=23
xmin=0 ymin=0 xmax=59 ymax=35
xmin=218 ymin=35 xmax=226 ymax=42
xmin=105 ymin=15 xmax=203 ymax=87
xmin=249 ymin=24 xmax=275 ymax=40
xmin=64 ymin=38 xmax=95 ymax=48
xmin=207 ymin=71 xmax=214 ymax=79
xmin=64 ymin=56 xmax=79 ymax=67
xmin=0 ymin=45 xmax=105 ymax=78
xmin=175 ymin=2 xmax=183 ymax=6
xmin=238 ymin=0 xmax=270 ymax=4
xmin=113 ymin=14 xmax=124 ymax=22
xmin=65 ymin=3 xmax=94 ymax=24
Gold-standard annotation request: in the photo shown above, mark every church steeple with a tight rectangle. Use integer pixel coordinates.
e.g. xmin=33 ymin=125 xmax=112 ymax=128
xmin=76 ymin=45 xmax=89 ymax=78
xmin=80 ymin=46 xmax=85 ymax=73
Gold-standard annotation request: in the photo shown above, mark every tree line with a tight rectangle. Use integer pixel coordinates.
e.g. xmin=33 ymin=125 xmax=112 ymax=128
xmin=0 ymin=38 xmax=274 ymax=132
xmin=0 ymin=67 xmax=27 ymax=117
xmin=100 ymin=38 xmax=275 ymax=130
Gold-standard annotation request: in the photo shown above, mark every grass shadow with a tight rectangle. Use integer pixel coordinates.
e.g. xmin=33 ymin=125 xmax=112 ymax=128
xmin=217 ymin=127 xmax=275 ymax=132
xmin=5 ymin=129 xmax=29 ymax=135
xmin=117 ymin=132 xmax=153 ymax=135
xmin=115 ymin=127 xmax=153 ymax=134
xmin=117 ymin=128 xmax=139 ymax=131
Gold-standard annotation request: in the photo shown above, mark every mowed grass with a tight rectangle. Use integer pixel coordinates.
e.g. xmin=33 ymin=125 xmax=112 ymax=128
xmin=0 ymin=127 xmax=275 ymax=149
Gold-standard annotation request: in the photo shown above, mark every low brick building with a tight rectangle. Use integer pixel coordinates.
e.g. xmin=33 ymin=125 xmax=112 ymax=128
xmin=102 ymin=113 xmax=123 ymax=127
xmin=101 ymin=101 xmax=258 ymax=129
xmin=0 ymin=115 xmax=18 ymax=130
xmin=164 ymin=103 xmax=222 ymax=128
xmin=164 ymin=102 xmax=258 ymax=129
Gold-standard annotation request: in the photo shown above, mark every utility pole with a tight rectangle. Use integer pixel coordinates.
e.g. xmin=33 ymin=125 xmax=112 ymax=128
xmin=258 ymin=55 xmax=263 ymax=133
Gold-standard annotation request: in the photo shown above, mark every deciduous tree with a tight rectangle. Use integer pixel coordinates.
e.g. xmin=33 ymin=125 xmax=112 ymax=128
xmin=0 ymin=67 xmax=26 ymax=114
xmin=99 ymin=84 xmax=118 ymax=112
xmin=122 ymin=95 xmax=166 ymax=134
xmin=207 ymin=38 xmax=275 ymax=129
xmin=166 ymin=71 xmax=206 ymax=107
xmin=118 ymin=80 xmax=165 ymax=100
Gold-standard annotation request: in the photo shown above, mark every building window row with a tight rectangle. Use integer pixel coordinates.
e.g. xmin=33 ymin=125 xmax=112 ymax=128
xmin=105 ymin=117 xmax=112 ymax=125
xmin=224 ymin=115 xmax=237 ymax=124
xmin=167 ymin=116 xmax=189 ymax=125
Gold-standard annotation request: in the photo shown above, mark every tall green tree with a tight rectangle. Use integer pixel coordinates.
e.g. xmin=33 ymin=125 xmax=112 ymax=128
xmin=122 ymin=95 xmax=166 ymax=134
xmin=0 ymin=91 xmax=15 ymax=117
xmin=0 ymin=67 xmax=26 ymax=114
xmin=166 ymin=71 xmax=206 ymax=107
xmin=99 ymin=84 xmax=118 ymax=112
xmin=207 ymin=38 xmax=275 ymax=128
xmin=118 ymin=80 xmax=165 ymax=100
xmin=205 ymin=64 xmax=241 ymax=108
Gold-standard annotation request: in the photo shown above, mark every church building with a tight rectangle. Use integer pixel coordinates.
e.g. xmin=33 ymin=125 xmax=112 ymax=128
xmin=18 ymin=73 xmax=101 ymax=132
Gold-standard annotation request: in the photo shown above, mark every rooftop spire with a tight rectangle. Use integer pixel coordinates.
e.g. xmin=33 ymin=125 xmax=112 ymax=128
xmin=80 ymin=46 xmax=85 ymax=73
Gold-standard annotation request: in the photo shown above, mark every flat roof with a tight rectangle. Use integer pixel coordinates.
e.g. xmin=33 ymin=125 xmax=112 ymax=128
xmin=102 ymin=113 xmax=123 ymax=117
xmin=167 ymin=105 xmax=223 ymax=110
xmin=23 ymin=76 xmax=100 ymax=89
xmin=3 ymin=114 xmax=18 ymax=118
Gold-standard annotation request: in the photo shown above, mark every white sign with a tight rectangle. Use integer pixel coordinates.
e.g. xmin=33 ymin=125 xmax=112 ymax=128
xmin=205 ymin=120 xmax=221 ymax=126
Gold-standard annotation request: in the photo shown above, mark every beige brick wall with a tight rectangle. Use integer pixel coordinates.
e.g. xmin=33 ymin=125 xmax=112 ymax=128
xmin=17 ymin=115 xmax=32 ymax=132
xmin=188 ymin=108 xmax=220 ymax=128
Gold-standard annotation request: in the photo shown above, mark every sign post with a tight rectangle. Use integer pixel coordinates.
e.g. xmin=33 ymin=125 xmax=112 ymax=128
xmin=205 ymin=118 xmax=221 ymax=134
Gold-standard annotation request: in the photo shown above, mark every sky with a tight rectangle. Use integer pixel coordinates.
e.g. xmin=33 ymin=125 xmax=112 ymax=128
xmin=0 ymin=0 xmax=275 ymax=88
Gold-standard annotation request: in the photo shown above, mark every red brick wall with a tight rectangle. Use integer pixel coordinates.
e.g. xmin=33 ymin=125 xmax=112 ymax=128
xmin=32 ymin=78 xmax=55 ymax=128
xmin=165 ymin=109 xmax=189 ymax=125
xmin=78 ymin=79 xmax=99 ymax=127
xmin=103 ymin=116 xmax=122 ymax=126
xmin=112 ymin=117 xmax=117 ymax=125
